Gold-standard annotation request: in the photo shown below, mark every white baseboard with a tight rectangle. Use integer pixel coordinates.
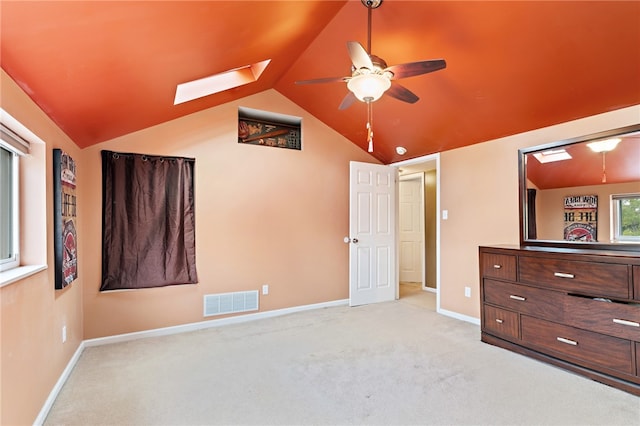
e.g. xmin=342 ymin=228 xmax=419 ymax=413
xmin=438 ymin=307 xmax=481 ymax=326
xmin=84 ymin=298 xmax=349 ymax=347
xmin=33 ymin=341 xmax=86 ymax=426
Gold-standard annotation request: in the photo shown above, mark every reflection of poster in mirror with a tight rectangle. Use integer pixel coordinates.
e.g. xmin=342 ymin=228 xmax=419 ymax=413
xmin=53 ymin=149 xmax=78 ymax=290
xmin=563 ymin=195 xmax=597 ymax=242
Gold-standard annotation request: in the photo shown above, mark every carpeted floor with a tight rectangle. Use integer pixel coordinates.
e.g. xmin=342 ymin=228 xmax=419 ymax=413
xmin=44 ymin=287 xmax=639 ymax=425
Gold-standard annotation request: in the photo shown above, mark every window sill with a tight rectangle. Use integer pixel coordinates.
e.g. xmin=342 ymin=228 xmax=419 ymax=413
xmin=0 ymin=264 xmax=47 ymax=288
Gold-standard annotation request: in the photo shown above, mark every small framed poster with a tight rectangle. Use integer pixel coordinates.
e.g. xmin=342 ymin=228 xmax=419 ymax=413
xmin=237 ymin=107 xmax=302 ymax=150
xmin=53 ymin=149 xmax=78 ymax=289
xmin=563 ymin=195 xmax=597 ymax=242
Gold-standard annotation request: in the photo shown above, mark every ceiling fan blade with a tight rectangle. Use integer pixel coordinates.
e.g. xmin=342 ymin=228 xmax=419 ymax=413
xmin=347 ymin=41 xmax=374 ymax=70
xmin=338 ymin=92 xmax=357 ymax=110
xmin=386 ymin=82 xmax=419 ymax=104
xmin=386 ymin=59 xmax=446 ymax=80
xmin=295 ymin=76 xmax=349 ymax=85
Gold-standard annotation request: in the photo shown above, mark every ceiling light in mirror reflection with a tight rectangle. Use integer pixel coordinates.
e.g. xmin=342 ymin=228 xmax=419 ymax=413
xmin=586 ymin=138 xmax=621 ymax=153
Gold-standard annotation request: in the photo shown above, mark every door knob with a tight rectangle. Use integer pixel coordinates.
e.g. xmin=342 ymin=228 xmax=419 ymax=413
xmin=343 ymin=237 xmax=359 ymax=244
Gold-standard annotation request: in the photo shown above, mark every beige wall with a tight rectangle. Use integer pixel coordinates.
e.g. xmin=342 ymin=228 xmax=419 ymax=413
xmin=79 ymin=90 xmax=378 ymax=338
xmin=1 ymin=70 xmax=84 ymax=425
xmin=537 ymin=182 xmax=640 ymax=241
xmin=439 ymin=105 xmax=640 ymax=318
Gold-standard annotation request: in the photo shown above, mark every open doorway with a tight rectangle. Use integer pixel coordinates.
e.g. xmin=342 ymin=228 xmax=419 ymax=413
xmin=393 ymin=154 xmax=439 ymax=311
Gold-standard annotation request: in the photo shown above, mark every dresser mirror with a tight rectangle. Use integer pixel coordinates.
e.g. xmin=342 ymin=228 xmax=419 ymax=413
xmin=519 ymin=124 xmax=640 ymax=251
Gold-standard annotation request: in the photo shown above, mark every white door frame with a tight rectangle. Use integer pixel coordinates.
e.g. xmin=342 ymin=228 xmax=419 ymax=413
xmin=390 ymin=153 xmax=441 ymax=312
xmin=399 ymin=172 xmax=426 ymax=288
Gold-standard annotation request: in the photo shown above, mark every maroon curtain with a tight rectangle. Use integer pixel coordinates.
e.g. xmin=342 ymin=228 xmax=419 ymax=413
xmin=101 ymin=151 xmax=198 ymax=291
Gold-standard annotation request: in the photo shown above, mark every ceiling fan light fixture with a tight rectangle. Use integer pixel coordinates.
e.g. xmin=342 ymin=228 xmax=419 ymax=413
xmin=347 ymin=73 xmax=391 ymax=102
xmin=586 ymin=138 xmax=621 ymax=153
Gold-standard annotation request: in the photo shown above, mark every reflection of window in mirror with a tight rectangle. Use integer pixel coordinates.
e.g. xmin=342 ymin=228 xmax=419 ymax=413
xmin=611 ymin=194 xmax=640 ymax=242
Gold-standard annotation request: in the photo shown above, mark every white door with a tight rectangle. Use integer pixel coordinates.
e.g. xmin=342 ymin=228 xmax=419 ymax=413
xmin=348 ymin=161 xmax=397 ymax=306
xmin=399 ymin=174 xmax=424 ymax=283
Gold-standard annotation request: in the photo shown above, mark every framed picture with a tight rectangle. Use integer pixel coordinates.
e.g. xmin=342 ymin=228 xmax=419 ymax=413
xmin=563 ymin=195 xmax=597 ymax=242
xmin=53 ymin=149 xmax=78 ymax=289
xmin=238 ymin=107 xmax=301 ymax=150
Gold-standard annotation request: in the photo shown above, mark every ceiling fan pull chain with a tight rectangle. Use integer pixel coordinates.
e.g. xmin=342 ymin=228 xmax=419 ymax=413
xmin=367 ymin=101 xmax=374 ymax=152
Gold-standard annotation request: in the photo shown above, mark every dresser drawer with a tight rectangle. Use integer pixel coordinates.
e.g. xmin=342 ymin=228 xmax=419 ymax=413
xmin=519 ymin=256 xmax=629 ymax=299
xmin=481 ymin=253 xmax=516 ymax=281
xmin=563 ymin=295 xmax=640 ymax=341
xmin=521 ymin=316 xmax=633 ymax=375
xmin=484 ymin=279 xmax=563 ymax=321
xmin=483 ymin=305 xmax=519 ymax=340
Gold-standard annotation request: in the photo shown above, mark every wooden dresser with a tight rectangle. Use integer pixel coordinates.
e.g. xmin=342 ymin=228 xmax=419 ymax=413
xmin=479 ymin=245 xmax=640 ymax=395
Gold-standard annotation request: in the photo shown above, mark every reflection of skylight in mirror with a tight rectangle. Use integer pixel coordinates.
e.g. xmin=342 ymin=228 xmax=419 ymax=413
xmin=174 ymin=59 xmax=271 ymax=105
xmin=533 ymin=149 xmax=572 ymax=163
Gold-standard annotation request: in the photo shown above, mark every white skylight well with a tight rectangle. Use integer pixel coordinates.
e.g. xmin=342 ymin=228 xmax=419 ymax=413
xmin=174 ymin=59 xmax=271 ymax=105
xmin=533 ymin=149 xmax=572 ymax=163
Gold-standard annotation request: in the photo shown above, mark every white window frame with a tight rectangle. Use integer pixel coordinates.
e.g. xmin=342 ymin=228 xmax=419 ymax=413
xmin=0 ymin=143 xmax=20 ymax=271
xmin=611 ymin=193 xmax=640 ymax=242
xmin=0 ymin=108 xmax=47 ymax=287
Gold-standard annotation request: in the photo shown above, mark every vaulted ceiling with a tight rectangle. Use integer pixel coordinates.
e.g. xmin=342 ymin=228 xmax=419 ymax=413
xmin=1 ymin=0 xmax=639 ymax=166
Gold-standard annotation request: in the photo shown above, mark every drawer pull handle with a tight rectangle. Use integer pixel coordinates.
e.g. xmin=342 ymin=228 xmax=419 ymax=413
xmin=613 ymin=318 xmax=640 ymax=327
xmin=554 ymin=272 xmax=575 ymax=279
xmin=493 ymin=264 xmax=502 ymax=269
xmin=509 ymin=295 xmax=526 ymax=301
xmin=556 ymin=337 xmax=578 ymax=346
xmin=495 ymin=319 xmax=504 ymax=324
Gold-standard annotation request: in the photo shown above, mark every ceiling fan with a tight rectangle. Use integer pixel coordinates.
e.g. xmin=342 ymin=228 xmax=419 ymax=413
xmin=295 ymin=0 xmax=447 ymax=111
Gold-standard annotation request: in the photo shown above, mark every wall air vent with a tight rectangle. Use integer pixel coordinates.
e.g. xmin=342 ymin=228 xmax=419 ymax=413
xmin=203 ymin=290 xmax=259 ymax=317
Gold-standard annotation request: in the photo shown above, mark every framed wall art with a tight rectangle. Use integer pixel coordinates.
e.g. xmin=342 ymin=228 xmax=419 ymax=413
xmin=238 ymin=106 xmax=301 ymax=150
xmin=53 ymin=149 xmax=78 ymax=289
xmin=563 ymin=194 xmax=598 ymax=242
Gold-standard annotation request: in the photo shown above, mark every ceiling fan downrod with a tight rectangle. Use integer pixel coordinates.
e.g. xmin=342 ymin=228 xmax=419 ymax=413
xmin=363 ymin=0 xmax=381 ymax=153
xmin=362 ymin=0 xmax=382 ymax=54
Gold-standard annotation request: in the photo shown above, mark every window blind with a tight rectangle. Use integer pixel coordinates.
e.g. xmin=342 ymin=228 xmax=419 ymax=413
xmin=0 ymin=123 xmax=30 ymax=155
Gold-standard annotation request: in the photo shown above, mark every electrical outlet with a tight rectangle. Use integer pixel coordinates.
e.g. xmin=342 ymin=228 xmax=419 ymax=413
xmin=464 ymin=287 xmax=471 ymax=298
xmin=62 ymin=325 xmax=67 ymax=343
xmin=262 ymin=284 xmax=269 ymax=295
xmin=442 ymin=210 xmax=448 ymax=220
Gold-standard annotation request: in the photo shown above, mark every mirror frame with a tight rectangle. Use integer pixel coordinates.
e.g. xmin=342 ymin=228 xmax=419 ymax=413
xmin=519 ymin=123 xmax=640 ymax=252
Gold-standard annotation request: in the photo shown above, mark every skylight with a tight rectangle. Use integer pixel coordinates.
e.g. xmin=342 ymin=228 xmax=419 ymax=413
xmin=174 ymin=59 xmax=271 ymax=105
xmin=533 ymin=149 xmax=572 ymax=163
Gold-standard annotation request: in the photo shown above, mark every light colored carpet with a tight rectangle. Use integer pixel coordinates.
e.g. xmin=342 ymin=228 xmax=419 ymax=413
xmin=45 ymin=288 xmax=639 ymax=425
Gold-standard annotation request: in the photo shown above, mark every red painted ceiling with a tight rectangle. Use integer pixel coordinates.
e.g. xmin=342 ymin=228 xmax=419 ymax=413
xmin=1 ymin=1 xmax=639 ymax=169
